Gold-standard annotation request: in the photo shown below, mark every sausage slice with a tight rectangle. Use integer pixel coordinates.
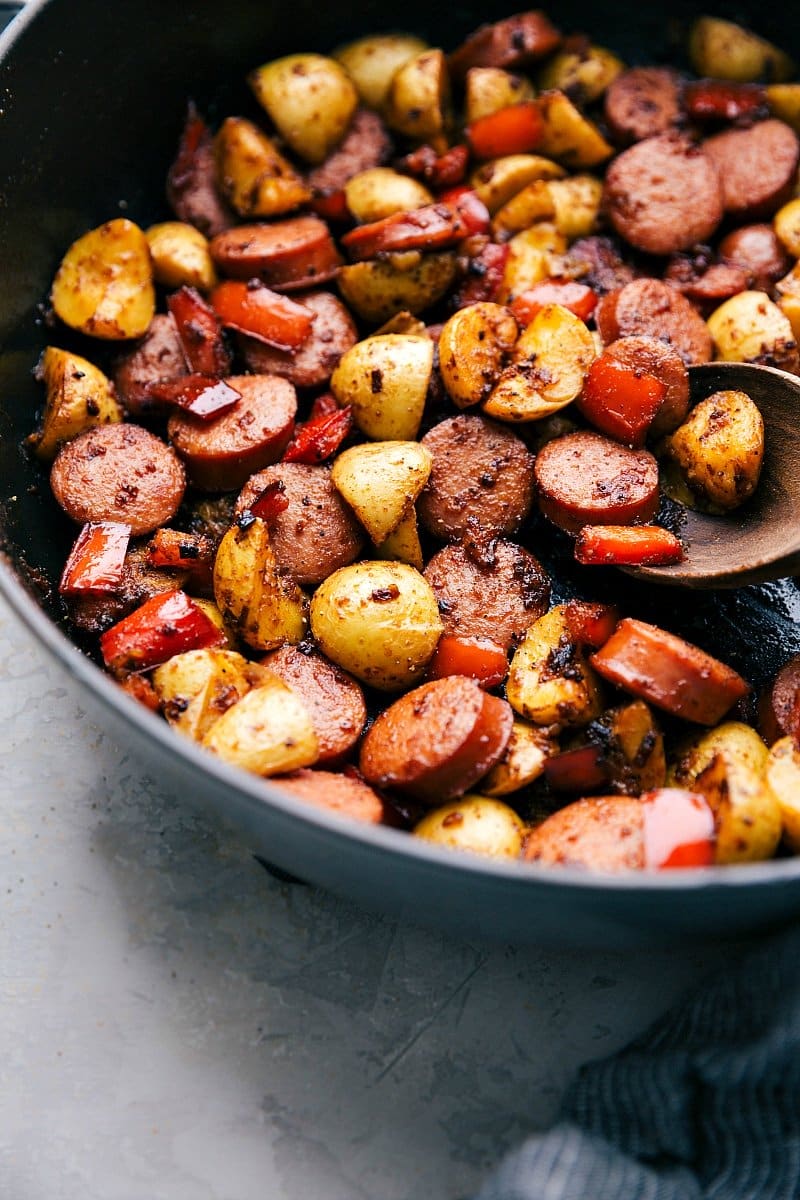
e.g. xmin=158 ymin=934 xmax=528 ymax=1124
xmin=307 ymin=109 xmax=392 ymax=196
xmin=239 ymin=290 xmax=357 ymax=389
xmin=168 ymin=374 xmax=296 ymax=492
xmin=758 ymin=654 xmax=800 ymax=745
xmin=449 ymin=11 xmax=561 ymax=79
xmin=524 ymin=796 xmax=645 ymax=871
xmin=596 ymin=278 xmax=714 ymax=365
xmin=534 ymin=432 xmax=659 ymax=534
xmin=564 ymin=236 xmax=641 ymax=295
xmin=210 ymin=215 xmax=342 ymax=290
xmin=604 ymin=67 xmax=682 ymax=145
xmin=51 ymin=424 xmax=185 ymax=536
xmin=703 ymin=120 xmax=800 ymax=222
xmin=275 ymin=768 xmax=388 ymax=824
xmin=261 ymin=645 xmax=366 ymax=765
xmin=113 ymin=314 xmax=188 ymax=417
xmin=719 ymin=224 xmax=792 ymax=292
xmin=601 ymin=335 xmax=690 ymax=438
xmin=360 ymin=676 xmax=513 ymax=804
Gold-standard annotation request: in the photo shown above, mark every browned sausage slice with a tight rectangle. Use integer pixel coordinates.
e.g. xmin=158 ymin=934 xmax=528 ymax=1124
xmin=601 ymin=335 xmax=690 ymax=438
xmin=236 ymin=463 xmax=363 ymax=585
xmin=757 ymin=654 xmax=800 ymax=744
xmin=261 ymin=645 xmax=366 ymax=765
xmin=564 ymin=236 xmax=641 ymax=295
xmin=524 ymin=796 xmax=645 ymax=871
xmin=168 ymin=375 xmax=296 ymax=492
xmin=535 ymin=432 xmax=659 ymax=534
xmin=590 ymin=618 xmax=751 ymax=725
xmin=210 ymin=216 xmax=342 ymax=290
xmin=719 ymin=224 xmax=792 ymax=292
xmin=604 ymin=67 xmax=682 ymax=145
xmin=596 ymin=278 xmax=714 ymax=365
xmin=360 ymin=676 xmax=513 ymax=804
xmin=449 ymin=11 xmax=561 ymax=79
xmin=274 ymin=768 xmax=388 ymax=824
xmin=418 ymin=414 xmax=535 ymax=541
xmin=113 ymin=314 xmax=188 ymax=417
xmin=603 ymin=133 xmax=723 ymax=256
xmin=51 ymin=425 xmax=185 ymax=536
xmin=423 ymin=539 xmax=549 ymax=651
xmin=703 ymin=120 xmax=800 ymax=222
xmin=167 ymin=106 xmax=234 ymax=238
xmin=239 ymin=290 xmax=357 ymax=389
xmin=307 ymin=109 xmax=392 ymax=196
xmin=663 ymin=255 xmax=747 ymax=316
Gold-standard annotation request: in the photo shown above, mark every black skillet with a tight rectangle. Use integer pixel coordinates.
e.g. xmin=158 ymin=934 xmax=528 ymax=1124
xmin=3 ymin=0 xmax=800 ymax=948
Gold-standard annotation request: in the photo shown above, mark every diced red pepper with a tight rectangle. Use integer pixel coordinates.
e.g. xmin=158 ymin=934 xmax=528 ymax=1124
xmin=168 ymin=102 xmax=209 ymax=193
xmin=167 ymin=286 xmax=232 ymax=376
xmin=451 ymin=241 xmax=509 ymax=308
xmin=247 ymin=479 xmax=290 ymax=521
xmin=211 ymin=280 xmax=316 ymax=351
xmin=401 ymin=143 xmax=470 ymax=189
xmin=467 ymin=101 xmax=544 ymax=159
xmin=282 ymin=405 xmax=354 ymax=464
xmin=426 ymin=634 xmax=509 ymax=689
xmin=641 ymin=788 xmax=715 ymax=869
xmin=118 ymin=673 xmax=161 ymax=712
xmin=563 ymin=600 xmax=620 ymax=649
xmin=544 ymin=744 xmax=609 ymax=793
xmin=575 ymin=526 xmax=685 ymax=568
xmin=59 ymin=521 xmax=131 ymax=597
xmin=310 ymin=188 xmax=351 ymax=224
xmin=511 ymin=279 xmax=598 ymax=325
xmin=147 ymin=373 xmax=242 ymax=420
xmin=684 ymin=80 xmax=767 ymax=123
xmin=309 ymin=391 xmax=340 ymax=420
xmin=146 ymin=528 xmax=215 ymax=572
xmin=577 ymin=354 xmax=667 ymax=447
xmin=100 ymin=589 xmax=224 ymax=676
xmin=439 ymin=187 xmax=492 ymax=236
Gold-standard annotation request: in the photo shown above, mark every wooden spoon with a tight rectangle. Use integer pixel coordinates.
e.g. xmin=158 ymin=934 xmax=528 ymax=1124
xmin=632 ymin=361 xmax=800 ymax=589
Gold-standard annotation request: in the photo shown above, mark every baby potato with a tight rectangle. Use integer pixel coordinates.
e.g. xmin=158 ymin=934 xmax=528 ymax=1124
xmin=333 ymin=33 xmax=428 ymax=110
xmin=28 ymin=346 xmax=122 ymax=461
xmin=331 ymin=440 xmax=433 ymax=544
xmin=438 ymin=302 xmax=519 ymax=408
xmin=414 ymin=795 xmax=524 ymax=858
xmin=765 ymin=737 xmax=800 ymax=852
xmin=214 ymin=117 xmax=310 ymax=218
xmin=374 ymin=310 xmax=429 ymax=337
xmin=492 ymin=178 xmax=556 ymax=237
xmin=375 ymin=509 xmax=424 ymax=571
xmin=665 ymin=389 xmax=764 ymax=513
xmin=152 ymin=648 xmax=252 ymax=742
xmin=774 ymin=198 xmax=800 ymax=257
xmin=465 ymin=67 xmax=535 ymax=124
xmin=706 ymin=290 xmax=799 ymax=373
xmin=213 ymin=517 xmax=307 ymax=652
xmin=537 ymin=44 xmax=623 ymax=103
xmin=506 ymin=604 xmax=604 ymax=728
xmin=495 ymin=224 xmax=567 ymax=303
xmin=51 ymin=218 xmax=155 ymax=340
xmin=338 ymin=251 xmax=457 ymax=322
xmin=689 ymin=17 xmax=794 ymax=83
xmin=536 ymin=90 xmax=613 ymax=169
xmin=482 ymin=721 xmax=554 ymax=796
xmin=249 ymin=53 xmax=358 ymax=164
xmin=310 ymin=561 xmax=443 ymax=691
xmin=344 ymin=168 xmax=433 ymax=223
xmin=145 ymin=222 xmax=217 ymax=291
xmin=385 ymin=48 xmax=450 ymax=146
xmin=775 ymin=263 xmax=800 ymax=340
xmin=493 ymin=174 xmax=603 ymax=240
xmin=470 ymin=153 xmax=566 ymax=213
xmin=330 ymin=333 xmax=434 ymax=440
xmin=766 ymin=83 xmax=800 ymax=132
xmin=484 ymin=303 xmax=596 ymax=422
xmin=203 ymin=675 xmax=319 ymax=776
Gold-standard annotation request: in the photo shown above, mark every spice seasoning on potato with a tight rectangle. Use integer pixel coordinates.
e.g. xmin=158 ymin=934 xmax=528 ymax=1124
xmin=664 ymin=389 xmax=764 ymax=513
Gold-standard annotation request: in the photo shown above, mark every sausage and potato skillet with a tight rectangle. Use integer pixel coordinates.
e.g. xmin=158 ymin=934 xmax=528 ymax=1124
xmin=12 ymin=3 xmax=800 ymax=890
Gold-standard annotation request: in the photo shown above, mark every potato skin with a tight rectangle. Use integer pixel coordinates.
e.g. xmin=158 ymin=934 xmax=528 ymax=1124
xmin=213 ymin=117 xmax=310 ymax=218
xmin=766 ymin=737 xmax=800 ymax=852
xmin=484 ymin=304 xmax=596 ymax=422
xmin=689 ymin=16 xmax=794 ymax=82
xmin=145 ymin=221 xmax=217 ymax=291
xmin=471 ymin=154 xmax=566 ymax=214
xmin=438 ymin=302 xmax=519 ymax=409
xmin=249 ymin=54 xmax=358 ymax=164
xmin=337 ymin=251 xmax=457 ymax=322
xmin=385 ymin=48 xmax=450 ymax=144
xmin=482 ymin=721 xmax=554 ymax=796
xmin=706 ymin=289 xmax=799 ymax=373
xmin=333 ymin=33 xmax=428 ymax=110
xmin=506 ymin=604 xmax=604 ymax=728
xmin=51 ymin=218 xmax=155 ymax=340
xmin=330 ymin=333 xmax=434 ymax=441
xmin=29 ymin=347 xmax=123 ymax=461
xmin=344 ymin=168 xmax=433 ymax=223
xmin=665 ymin=389 xmax=764 ymax=513
xmin=414 ymin=795 xmax=524 ymax=858
xmin=152 ymin=648 xmax=252 ymax=742
xmin=213 ymin=517 xmax=307 ymax=652
xmin=330 ymin=440 xmax=432 ymax=545
xmin=203 ymin=675 xmax=319 ymax=776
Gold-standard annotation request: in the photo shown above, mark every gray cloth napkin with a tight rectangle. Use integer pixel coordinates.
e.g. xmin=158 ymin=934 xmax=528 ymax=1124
xmin=477 ymin=926 xmax=800 ymax=1200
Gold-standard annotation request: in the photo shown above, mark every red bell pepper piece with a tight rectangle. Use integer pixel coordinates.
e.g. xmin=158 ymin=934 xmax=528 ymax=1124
xmin=167 ymin=286 xmax=232 ymax=376
xmin=451 ymin=241 xmax=509 ymax=307
xmin=59 ymin=521 xmax=131 ymax=597
xmin=438 ymin=187 xmax=492 ymax=236
xmin=167 ymin=102 xmax=208 ymax=192
xmin=211 ymin=280 xmax=315 ymax=351
xmin=100 ymin=589 xmax=224 ymax=676
xmin=401 ymin=143 xmax=470 ymax=189
xmin=510 ymin=279 xmax=598 ymax=325
xmin=684 ymin=80 xmax=767 ymax=123
xmin=426 ymin=634 xmax=509 ymax=689
xmin=563 ymin=600 xmax=620 ymax=649
xmin=577 ymin=354 xmax=667 ymax=447
xmin=246 ymin=479 xmax=290 ymax=521
xmin=147 ymin=373 xmax=242 ymax=420
xmin=146 ymin=528 xmax=215 ymax=571
xmin=641 ymin=788 xmax=715 ymax=869
xmin=544 ymin=744 xmax=609 ymax=793
xmin=575 ymin=526 xmax=684 ymax=568
xmin=467 ymin=101 xmax=544 ymax=159
xmin=310 ymin=188 xmax=351 ymax=224
xmin=282 ymin=405 xmax=353 ymax=464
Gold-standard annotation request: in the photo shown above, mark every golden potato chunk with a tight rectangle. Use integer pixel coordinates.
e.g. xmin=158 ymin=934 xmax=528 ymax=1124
xmin=766 ymin=83 xmax=800 ymax=132
xmin=374 ymin=509 xmax=424 ymax=571
xmin=145 ymin=222 xmax=217 ymax=291
xmin=331 ymin=440 xmax=432 ymax=545
xmin=438 ymin=302 xmax=519 ymax=408
xmin=706 ymin=290 xmax=798 ymax=373
xmin=51 ymin=218 xmax=155 ymax=340
xmin=665 ymin=389 xmax=764 ymax=513
xmin=214 ymin=117 xmax=310 ymax=218
xmin=330 ymin=333 xmax=434 ymax=440
xmin=414 ymin=795 xmax=524 ymax=858
xmin=538 ymin=45 xmax=624 ymax=103
xmin=203 ymin=675 xmax=319 ymax=776
xmin=333 ymin=33 xmax=428 ymax=110
xmin=465 ymin=68 xmax=535 ymax=124
xmin=689 ymin=17 xmax=794 ymax=83
xmin=765 ymin=737 xmax=800 ymax=852
xmin=213 ymin=517 xmax=307 ymax=652
xmin=344 ymin=168 xmax=433 ymax=223
xmin=249 ymin=54 xmax=358 ymax=164
xmin=493 ymin=174 xmax=602 ymax=240
xmin=152 ymin=648 xmax=252 ymax=742
xmin=774 ymin=198 xmax=800 ymax=258
xmin=495 ymin=223 xmax=567 ymax=303
xmin=28 ymin=346 xmax=122 ymax=461
xmin=506 ymin=604 xmax=604 ymax=728
xmin=338 ymin=251 xmax=457 ymax=323
xmin=470 ymin=154 xmax=566 ymax=213
xmin=385 ymin=48 xmax=450 ymax=146
xmin=536 ymin=90 xmax=614 ymax=169
xmin=482 ymin=722 xmax=554 ymax=796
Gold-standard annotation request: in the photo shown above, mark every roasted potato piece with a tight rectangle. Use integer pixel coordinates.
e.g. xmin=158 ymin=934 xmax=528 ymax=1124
xmin=664 ymin=389 xmax=764 ymax=513
xmin=438 ymin=302 xmax=519 ymax=408
xmin=668 ymin=722 xmax=782 ymax=864
xmin=536 ymin=90 xmax=614 ymax=169
xmin=493 ymin=174 xmax=602 ymax=239
xmin=506 ymin=603 xmax=604 ymax=728
xmin=385 ymin=49 xmax=450 ymax=146
xmin=537 ymin=44 xmax=624 ymax=103
xmin=765 ymin=737 xmax=800 ymax=852
xmin=470 ymin=153 xmax=566 ymax=213
xmin=766 ymin=83 xmax=800 ymax=132
xmin=213 ymin=117 xmax=311 ymax=218
xmin=333 ymin=33 xmax=428 ymax=110
xmin=152 ymin=648 xmax=252 ymax=742
xmin=482 ymin=721 xmax=554 ymax=796
xmin=344 ymin=167 xmax=433 ymax=223
xmin=331 ymin=440 xmax=433 ymax=544
xmin=707 ymin=290 xmax=799 ymax=373
xmin=774 ymin=198 xmax=800 ymax=257
xmin=374 ymin=310 xmax=429 ymax=337
xmin=495 ymin=223 xmax=567 ymax=303
xmin=203 ymin=675 xmax=319 ymax=776
xmin=338 ymin=250 xmax=457 ymax=323
xmin=689 ymin=17 xmax=794 ymax=83
xmin=775 ymin=263 xmax=800 ymax=340
xmin=51 ymin=218 xmax=155 ymax=341
xmin=465 ymin=67 xmax=535 ymax=124
xmin=28 ymin=347 xmax=123 ymax=461
xmin=414 ymin=795 xmax=524 ymax=858
xmin=310 ymin=561 xmax=443 ymax=691
xmin=330 ymin=333 xmax=434 ymax=440
xmin=145 ymin=222 xmax=217 ymax=291
xmin=586 ymin=700 xmax=666 ymax=795
xmin=484 ymin=303 xmax=596 ymax=422
xmin=374 ymin=509 xmax=424 ymax=571
xmin=213 ymin=517 xmax=307 ymax=652
xmin=249 ymin=54 xmax=358 ymax=164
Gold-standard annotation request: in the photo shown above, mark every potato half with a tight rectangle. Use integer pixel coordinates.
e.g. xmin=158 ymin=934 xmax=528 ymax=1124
xmin=465 ymin=68 xmax=535 ymax=124
xmin=152 ymin=648 xmax=252 ymax=742
xmin=706 ymin=291 xmax=798 ymax=373
xmin=414 ymin=795 xmax=524 ymax=858
xmin=213 ymin=517 xmax=307 ymax=651
xmin=345 ymin=168 xmax=433 ymax=223
xmin=214 ymin=117 xmax=310 ymax=218
xmin=438 ymin=302 xmax=519 ymax=408
xmin=766 ymin=737 xmax=800 ymax=852
xmin=28 ymin=347 xmax=122 ymax=461
xmin=470 ymin=154 xmax=566 ymax=214
xmin=338 ymin=251 xmax=457 ymax=323
xmin=331 ymin=440 xmax=433 ymax=544
xmin=330 ymin=333 xmax=434 ymax=440
xmin=689 ymin=17 xmax=794 ymax=83
xmin=145 ymin=222 xmax=217 ymax=291
xmin=664 ymin=389 xmax=764 ymax=513
xmin=536 ymin=90 xmax=613 ymax=169
xmin=203 ymin=675 xmax=319 ymax=776
xmin=482 ymin=721 xmax=554 ymax=796
xmin=333 ymin=33 xmax=428 ymax=110
xmin=51 ymin=218 xmax=155 ymax=340
xmin=506 ymin=604 xmax=604 ymax=727
xmin=249 ymin=54 xmax=358 ymax=164
xmin=385 ymin=48 xmax=450 ymax=146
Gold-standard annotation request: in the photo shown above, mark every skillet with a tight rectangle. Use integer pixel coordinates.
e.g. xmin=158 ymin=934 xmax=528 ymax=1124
xmin=3 ymin=0 xmax=800 ymax=948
